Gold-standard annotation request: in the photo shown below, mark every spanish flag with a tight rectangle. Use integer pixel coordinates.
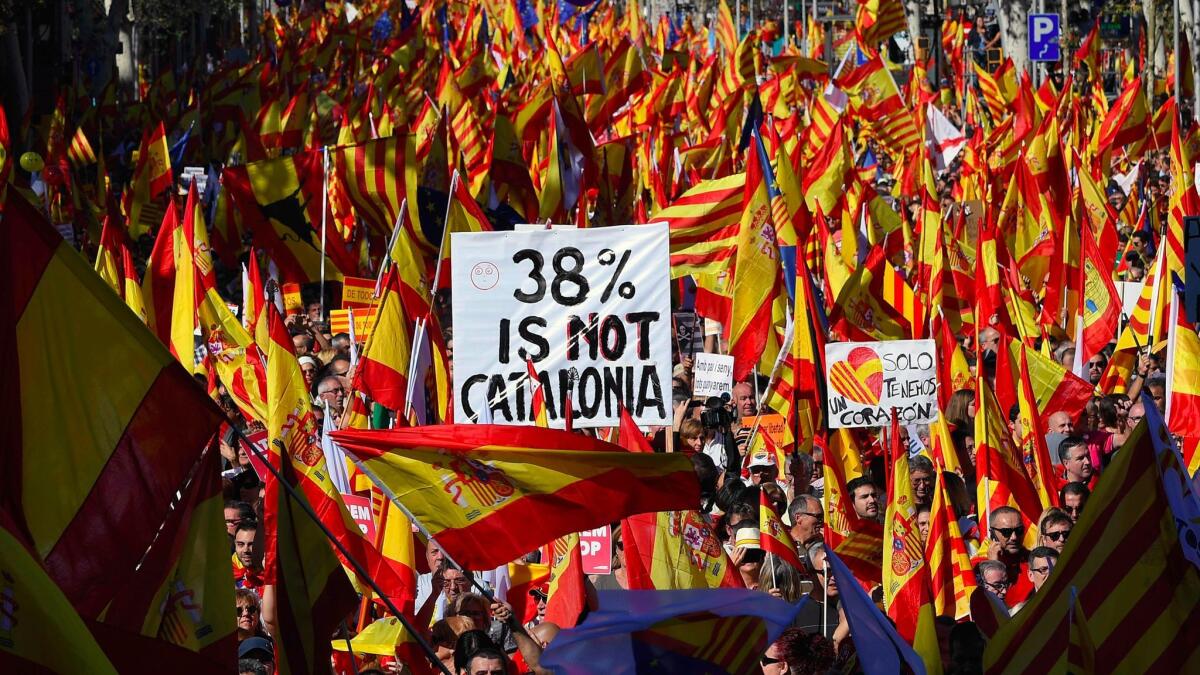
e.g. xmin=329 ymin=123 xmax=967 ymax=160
xmin=96 ymin=439 xmax=236 ymax=668
xmin=123 ymin=121 xmax=173 ymax=237
xmin=0 ymin=192 xmax=223 ymax=613
xmin=543 ymin=533 xmax=587 ymax=629
xmin=623 ymin=509 xmax=743 ymax=590
xmin=0 ymin=514 xmax=118 ymax=674
xmin=759 ymin=490 xmax=802 ymax=571
xmin=975 ymin=378 xmax=1043 ymax=552
xmin=353 ymin=265 xmax=413 ymax=414
xmin=261 ymin=301 xmax=415 ymax=607
xmin=222 ymin=149 xmax=358 ymax=283
xmin=141 ymin=202 xmax=180 ymax=348
xmin=984 ymin=407 xmax=1200 ymax=672
xmin=332 ymin=425 xmax=700 ymax=570
xmin=883 ymin=415 xmax=942 ymax=675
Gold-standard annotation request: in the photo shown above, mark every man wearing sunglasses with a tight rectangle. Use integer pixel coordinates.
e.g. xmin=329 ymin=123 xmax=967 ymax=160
xmin=1038 ymin=512 xmax=1072 ymax=553
xmin=987 ymin=506 xmax=1033 ymax=608
xmin=1027 ymin=547 xmax=1059 ymax=593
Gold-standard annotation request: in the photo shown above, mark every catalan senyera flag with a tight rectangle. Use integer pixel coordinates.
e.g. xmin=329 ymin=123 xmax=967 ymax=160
xmin=331 ymin=135 xmax=411 ymax=238
xmin=984 ymin=405 xmax=1200 ymax=673
xmin=975 ymin=378 xmax=1043 ymax=552
xmin=67 ymin=125 xmax=97 ymax=167
xmin=883 ymin=415 xmax=942 ymax=675
xmin=543 ymin=533 xmax=587 ymax=629
xmin=332 ymin=424 xmax=700 ymax=570
xmin=123 ymin=121 xmax=173 ymax=237
xmin=222 ymin=149 xmax=358 ymax=283
xmin=759 ymin=490 xmax=803 ymax=571
xmin=353 ymin=265 xmax=413 ymax=414
xmin=714 ymin=0 xmax=737 ymax=55
xmin=855 ymin=0 xmax=907 ymax=52
xmin=823 ymin=428 xmax=884 ymax=585
xmin=660 ymin=172 xmax=746 ymax=280
xmin=0 ymin=191 xmax=223 ymax=616
xmin=925 ymin=469 xmax=976 ymax=620
xmin=96 ymin=439 xmax=236 ymax=668
xmin=0 ymin=513 xmax=118 ymax=674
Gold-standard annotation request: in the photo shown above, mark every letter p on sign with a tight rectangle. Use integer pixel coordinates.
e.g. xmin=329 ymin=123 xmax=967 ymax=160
xmin=1028 ymin=13 xmax=1060 ymax=62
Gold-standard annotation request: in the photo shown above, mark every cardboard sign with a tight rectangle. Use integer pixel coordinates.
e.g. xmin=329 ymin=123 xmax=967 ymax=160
xmin=742 ymin=413 xmax=789 ymax=446
xmin=329 ymin=307 xmax=377 ymax=339
xmin=342 ymin=494 xmax=377 ymax=542
xmin=579 ymin=526 xmax=612 ymax=575
xmin=451 ymin=224 xmax=672 ymax=428
xmin=825 ymin=339 xmax=938 ymax=428
xmin=692 ymin=353 xmax=735 ymax=400
xmin=181 ymin=166 xmax=208 ymax=194
xmin=281 ymin=282 xmax=303 ymax=316
xmin=341 ymin=276 xmax=379 ymax=309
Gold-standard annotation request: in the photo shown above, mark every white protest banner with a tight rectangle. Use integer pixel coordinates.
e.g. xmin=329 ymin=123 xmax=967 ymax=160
xmin=579 ymin=526 xmax=612 ymax=575
xmin=452 ymin=224 xmax=671 ymax=428
xmin=692 ymin=352 xmax=734 ymax=400
xmin=825 ymin=339 xmax=938 ymax=428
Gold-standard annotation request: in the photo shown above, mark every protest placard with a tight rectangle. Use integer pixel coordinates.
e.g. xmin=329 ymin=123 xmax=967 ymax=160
xmin=825 ymin=339 xmax=938 ymax=428
xmin=329 ymin=307 xmax=377 ymax=339
xmin=281 ymin=282 xmax=303 ymax=316
xmin=452 ymin=224 xmax=671 ymax=428
xmin=341 ymin=276 xmax=378 ymax=309
xmin=341 ymin=494 xmax=377 ymax=542
xmin=673 ymin=312 xmax=704 ymax=356
xmin=693 ymin=352 xmax=734 ymax=399
xmin=579 ymin=526 xmax=612 ymax=575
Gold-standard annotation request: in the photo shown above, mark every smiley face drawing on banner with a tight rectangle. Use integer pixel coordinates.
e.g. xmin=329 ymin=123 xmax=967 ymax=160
xmin=828 ymin=346 xmax=884 ymax=407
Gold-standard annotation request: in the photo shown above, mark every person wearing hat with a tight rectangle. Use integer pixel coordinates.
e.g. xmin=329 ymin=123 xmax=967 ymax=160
xmin=746 ymin=451 xmax=779 ymax=486
xmin=524 ymin=584 xmax=548 ymax=630
xmin=237 ymin=636 xmax=274 ymax=673
xmin=730 ymin=523 xmax=765 ymax=589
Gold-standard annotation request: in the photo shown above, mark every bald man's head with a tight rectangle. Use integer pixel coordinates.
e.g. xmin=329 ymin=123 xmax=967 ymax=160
xmin=530 ymin=621 xmax=560 ymax=647
xmin=1047 ymin=411 xmax=1073 ymax=434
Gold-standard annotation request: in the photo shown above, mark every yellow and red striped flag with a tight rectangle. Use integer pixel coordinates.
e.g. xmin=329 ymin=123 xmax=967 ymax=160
xmin=660 ymin=172 xmax=746 ymax=280
xmin=331 ymin=135 xmax=411 ymax=239
xmin=1 ymin=191 xmax=223 ymax=615
xmin=984 ymin=410 xmax=1200 ymax=672
xmin=925 ymin=469 xmax=975 ymax=620
xmin=759 ymin=490 xmax=803 ymax=571
xmin=883 ymin=415 xmax=943 ymax=675
xmin=332 ymin=424 xmax=700 ymax=570
xmin=67 ymin=125 xmax=97 ymax=167
xmin=526 ymin=356 xmax=549 ymax=428
xmin=714 ymin=0 xmax=737 ymax=56
xmin=855 ymin=0 xmax=907 ymax=53
xmin=120 ymin=244 xmax=146 ymax=324
xmin=93 ymin=213 xmax=124 ymax=295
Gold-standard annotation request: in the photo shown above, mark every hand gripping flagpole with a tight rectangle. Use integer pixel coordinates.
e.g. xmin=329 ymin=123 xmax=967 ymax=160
xmin=348 ymin=452 xmax=497 ymax=603
xmin=231 ymin=426 xmax=452 ymax=675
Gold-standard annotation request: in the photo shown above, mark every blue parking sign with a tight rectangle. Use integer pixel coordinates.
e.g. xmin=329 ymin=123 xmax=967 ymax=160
xmin=1028 ymin=13 xmax=1061 ymax=62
